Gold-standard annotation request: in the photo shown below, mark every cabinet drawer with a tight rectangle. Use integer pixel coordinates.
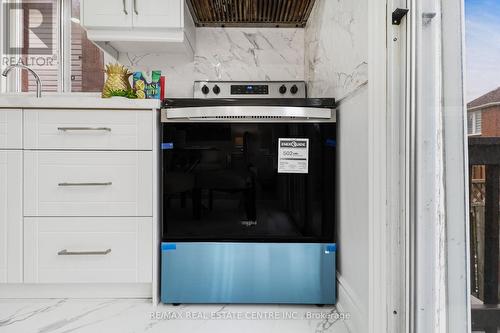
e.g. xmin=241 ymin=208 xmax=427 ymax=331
xmin=0 ymin=110 xmax=22 ymax=149
xmin=24 ymin=151 xmax=152 ymax=216
xmin=24 ymin=109 xmax=152 ymax=150
xmin=24 ymin=217 xmax=152 ymax=283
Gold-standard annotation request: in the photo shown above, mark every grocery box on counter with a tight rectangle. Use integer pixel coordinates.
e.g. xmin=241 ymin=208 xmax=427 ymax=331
xmin=133 ymin=71 xmax=165 ymax=99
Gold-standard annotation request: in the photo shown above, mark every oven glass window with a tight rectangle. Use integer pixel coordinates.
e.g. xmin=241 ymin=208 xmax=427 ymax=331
xmin=161 ymin=123 xmax=336 ymax=242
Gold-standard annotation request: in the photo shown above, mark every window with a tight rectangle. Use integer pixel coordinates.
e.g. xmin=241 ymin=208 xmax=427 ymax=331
xmin=466 ymin=0 xmax=500 ymax=331
xmin=70 ymin=0 xmax=103 ymax=92
xmin=0 ymin=0 xmax=104 ymax=93
xmin=467 ymin=110 xmax=482 ymax=136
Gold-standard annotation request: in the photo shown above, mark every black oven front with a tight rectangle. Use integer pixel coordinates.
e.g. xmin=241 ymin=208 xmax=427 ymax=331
xmin=160 ymin=99 xmax=336 ymax=243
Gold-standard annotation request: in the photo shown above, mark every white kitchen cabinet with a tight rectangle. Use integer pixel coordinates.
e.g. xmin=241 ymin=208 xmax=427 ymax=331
xmin=132 ymin=0 xmax=182 ymax=28
xmin=24 ymin=151 xmax=153 ymax=217
xmin=83 ymin=0 xmax=182 ymax=29
xmin=24 ymin=109 xmax=152 ymax=150
xmin=0 ymin=151 xmax=23 ymax=283
xmin=81 ymin=0 xmax=195 ymax=59
xmin=0 ymin=107 xmax=157 ymax=299
xmin=0 ymin=109 xmax=22 ymax=149
xmin=81 ymin=0 xmax=132 ymax=28
xmin=24 ymin=217 xmax=152 ymax=283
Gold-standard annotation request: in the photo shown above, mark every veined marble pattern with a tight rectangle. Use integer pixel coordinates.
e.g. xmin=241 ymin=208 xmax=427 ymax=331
xmin=0 ymin=299 xmax=350 ymax=333
xmin=119 ymin=28 xmax=305 ymax=97
xmin=195 ymin=28 xmax=304 ymax=81
xmin=305 ymin=0 xmax=368 ymax=99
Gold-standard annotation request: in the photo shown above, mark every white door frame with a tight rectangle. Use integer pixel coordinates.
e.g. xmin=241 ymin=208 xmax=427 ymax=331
xmin=440 ymin=0 xmax=471 ymax=330
xmin=367 ymin=0 xmax=389 ymax=331
xmin=368 ymin=0 xmax=412 ymax=331
xmin=368 ymin=0 xmax=470 ymax=331
xmin=407 ymin=0 xmax=471 ymax=331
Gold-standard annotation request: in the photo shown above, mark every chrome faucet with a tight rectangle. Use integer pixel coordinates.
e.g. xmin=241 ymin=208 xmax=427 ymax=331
xmin=1 ymin=64 xmax=43 ymax=97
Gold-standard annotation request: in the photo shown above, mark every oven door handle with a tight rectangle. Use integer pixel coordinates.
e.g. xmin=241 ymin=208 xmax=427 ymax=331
xmin=161 ymin=106 xmax=335 ymax=122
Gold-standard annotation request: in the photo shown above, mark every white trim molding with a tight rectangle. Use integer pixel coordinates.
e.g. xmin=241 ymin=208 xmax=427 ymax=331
xmin=410 ymin=0 xmax=448 ymax=329
xmin=441 ymin=0 xmax=471 ymax=330
xmin=387 ymin=0 xmax=412 ymax=332
xmin=367 ymin=0 xmax=395 ymax=332
xmin=409 ymin=0 xmax=470 ymax=331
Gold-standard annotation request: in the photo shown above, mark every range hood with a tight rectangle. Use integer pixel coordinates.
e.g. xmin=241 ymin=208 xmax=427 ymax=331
xmin=186 ymin=0 xmax=316 ymax=27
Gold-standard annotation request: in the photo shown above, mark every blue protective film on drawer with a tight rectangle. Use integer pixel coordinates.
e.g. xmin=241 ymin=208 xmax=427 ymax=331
xmin=325 ymin=139 xmax=336 ymax=147
xmin=326 ymin=244 xmax=337 ymax=252
xmin=161 ymin=143 xmax=174 ymax=150
xmin=161 ymin=242 xmax=336 ymax=304
xmin=162 ymin=243 xmax=176 ymax=251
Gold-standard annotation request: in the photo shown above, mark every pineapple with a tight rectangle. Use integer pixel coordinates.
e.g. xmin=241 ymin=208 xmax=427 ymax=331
xmin=102 ymin=63 xmax=133 ymax=98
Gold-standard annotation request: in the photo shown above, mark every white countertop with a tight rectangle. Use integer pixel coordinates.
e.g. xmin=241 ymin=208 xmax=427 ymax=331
xmin=0 ymin=93 xmax=160 ymax=109
xmin=0 ymin=299 xmax=350 ymax=333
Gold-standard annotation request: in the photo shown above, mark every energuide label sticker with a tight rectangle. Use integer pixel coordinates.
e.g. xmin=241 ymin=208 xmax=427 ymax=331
xmin=278 ymin=138 xmax=309 ymax=174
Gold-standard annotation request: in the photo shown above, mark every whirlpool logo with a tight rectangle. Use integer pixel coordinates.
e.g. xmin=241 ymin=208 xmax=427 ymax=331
xmin=241 ymin=220 xmax=257 ymax=227
xmin=280 ymin=140 xmax=307 ymax=148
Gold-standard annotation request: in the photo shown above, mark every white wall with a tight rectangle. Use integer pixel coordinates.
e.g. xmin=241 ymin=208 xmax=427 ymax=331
xmin=305 ymin=0 xmax=369 ymax=331
xmin=336 ymin=87 xmax=369 ymax=332
xmin=305 ymin=0 xmax=367 ymax=99
xmin=118 ymin=28 xmax=304 ymax=97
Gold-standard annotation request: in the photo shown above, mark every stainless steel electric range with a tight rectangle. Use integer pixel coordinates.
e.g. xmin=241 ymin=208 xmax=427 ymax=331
xmin=160 ymin=81 xmax=337 ymax=305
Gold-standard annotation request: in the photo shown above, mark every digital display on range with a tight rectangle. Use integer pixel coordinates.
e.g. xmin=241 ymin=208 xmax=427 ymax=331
xmin=231 ymin=84 xmax=269 ymax=95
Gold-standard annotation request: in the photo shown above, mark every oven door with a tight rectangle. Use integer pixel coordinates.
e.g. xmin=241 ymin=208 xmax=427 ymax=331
xmin=160 ymin=117 xmax=336 ymax=243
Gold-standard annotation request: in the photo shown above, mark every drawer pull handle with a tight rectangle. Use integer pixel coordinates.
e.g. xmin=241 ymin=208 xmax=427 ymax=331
xmin=57 ymin=127 xmax=112 ymax=132
xmin=123 ymin=0 xmax=128 ymax=15
xmin=58 ymin=249 xmax=112 ymax=256
xmin=134 ymin=0 xmax=138 ymax=14
xmin=58 ymin=182 xmax=112 ymax=187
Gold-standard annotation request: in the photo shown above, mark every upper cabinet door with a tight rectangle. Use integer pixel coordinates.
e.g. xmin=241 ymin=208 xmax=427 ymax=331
xmin=82 ymin=0 xmax=133 ymax=28
xmin=132 ymin=0 xmax=182 ymax=28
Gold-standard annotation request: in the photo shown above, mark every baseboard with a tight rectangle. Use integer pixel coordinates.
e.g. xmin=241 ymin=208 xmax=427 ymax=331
xmin=336 ymin=273 xmax=367 ymax=333
xmin=0 ymin=283 xmax=152 ymax=299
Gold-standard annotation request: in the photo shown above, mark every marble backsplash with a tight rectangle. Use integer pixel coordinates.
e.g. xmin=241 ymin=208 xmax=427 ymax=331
xmin=304 ymin=0 xmax=368 ymax=99
xmin=119 ymin=28 xmax=304 ymax=97
xmin=118 ymin=1 xmax=367 ymax=100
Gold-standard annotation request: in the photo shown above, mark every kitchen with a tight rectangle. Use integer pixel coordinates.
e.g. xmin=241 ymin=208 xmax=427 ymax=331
xmin=0 ymin=0 xmax=470 ymax=333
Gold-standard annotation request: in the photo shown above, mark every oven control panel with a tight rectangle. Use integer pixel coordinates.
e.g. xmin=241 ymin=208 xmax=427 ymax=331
xmin=230 ymin=84 xmax=269 ymax=95
xmin=194 ymin=81 xmax=307 ymax=99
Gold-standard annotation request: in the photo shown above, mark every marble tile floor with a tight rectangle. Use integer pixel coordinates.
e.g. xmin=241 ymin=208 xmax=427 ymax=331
xmin=0 ymin=299 xmax=351 ymax=333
